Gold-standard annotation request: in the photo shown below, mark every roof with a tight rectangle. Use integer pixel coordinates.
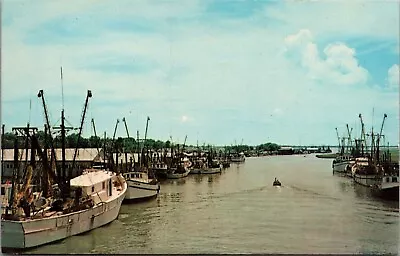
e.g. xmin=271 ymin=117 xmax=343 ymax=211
xmin=1 ymin=148 xmax=35 ymax=161
xmin=279 ymin=147 xmax=293 ymax=150
xmin=70 ymin=169 xmax=114 ymax=187
xmin=1 ymin=148 xmax=102 ymax=162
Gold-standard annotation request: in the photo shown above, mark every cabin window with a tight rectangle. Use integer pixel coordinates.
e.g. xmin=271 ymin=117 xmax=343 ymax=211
xmin=140 ymin=174 xmax=142 ymax=178
xmin=91 ymin=186 xmax=95 ymax=193
xmin=1 ymin=187 xmax=5 ymax=195
xmin=393 ymin=177 xmax=398 ymax=183
xmin=386 ymin=177 xmax=390 ymax=182
xmin=102 ymin=182 xmax=105 ymax=189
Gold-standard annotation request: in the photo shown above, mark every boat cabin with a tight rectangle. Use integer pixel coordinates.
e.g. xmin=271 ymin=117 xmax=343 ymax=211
xmin=1 ymin=183 xmax=13 ymax=213
xmin=70 ymin=169 xmax=117 ymax=205
xmin=124 ymin=172 xmax=145 ymax=180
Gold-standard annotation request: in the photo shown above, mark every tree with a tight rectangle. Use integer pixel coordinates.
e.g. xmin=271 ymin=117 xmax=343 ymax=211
xmin=88 ymin=135 xmax=101 ymax=149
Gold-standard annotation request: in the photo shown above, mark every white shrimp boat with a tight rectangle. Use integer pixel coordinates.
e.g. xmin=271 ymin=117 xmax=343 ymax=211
xmin=230 ymin=152 xmax=245 ymax=163
xmin=191 ymin=167 xmax=222 ymax=174
xmin=1 ymin=169 xmax=127 ymax=250
xmin=372 ymin=174 xmax=400 ymax=199
xmin=351 ymin=157 xmax=379 ymax=186
xmin=123 ymin=169 xmax=160 ymax=202
xmin=332 ymin=155 xmax=354 ymax=174
xmin=166 ymin=166 xmax=191 ymax=179
xmin=151 ymin=161 xmax=169 ymax=178
xmin=190 ymin=159 xmax=222 ymax=174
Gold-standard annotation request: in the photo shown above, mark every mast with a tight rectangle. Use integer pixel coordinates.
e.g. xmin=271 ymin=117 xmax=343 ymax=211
xmin=111 ymin=119 xmax=120 ymax=172
xmin=182 ymin=135 xmax=188 ymax=153
xmin=137 ymin=130 xmax=140 ymax=167
xmin=1 ymin=124 xmax=4 ymax=182
xmin=91 ymin=118 xmax=100 ymax=155
xmin=141 ymin=116 xmax=150 ymax=168
xmin=103 ymin=131 xmax=107 ymax=169
xmin=37 ymin=90 xmax=58 ymax=181
xmin=122 ymin=117 xmax=130 ymax=172
xmin=359 ymin=114 xmax=366 ymax=155
xmin=71 ymin=90 xmax=92 ymax=171
xmin=346 ymin=124 xmax=352 ymax=154
xmin=376 ymin=114 xmax=387 ymax=163
xmin=122 ymin=117 xmax=130 ymax=139
xmin=9 ymin=130 xmax=18 ymax=214
xmin=335 ymin=128 xmax=341 ymax=155
xmin=61 ymin=109 xmax=67 ymax=199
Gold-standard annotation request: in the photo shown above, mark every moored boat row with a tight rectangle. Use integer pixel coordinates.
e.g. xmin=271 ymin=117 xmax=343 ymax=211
xmin=1 ymin=90 xmax=129 ymax=250
xmin=331 ymin=113 xmax=399 ymax=201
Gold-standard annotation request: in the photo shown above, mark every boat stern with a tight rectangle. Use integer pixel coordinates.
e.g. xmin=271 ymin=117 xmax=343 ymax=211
xmin=1 ymin=220 xmax=25 ymax=249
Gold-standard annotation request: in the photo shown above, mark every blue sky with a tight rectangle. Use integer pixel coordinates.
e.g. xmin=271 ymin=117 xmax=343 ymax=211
xmin=1 ymin=0 xmax=399 ymax=146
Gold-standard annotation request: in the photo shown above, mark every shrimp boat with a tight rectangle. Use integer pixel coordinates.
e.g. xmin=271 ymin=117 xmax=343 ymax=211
xmin=230 ymin=152 xmax=245 ymax=163
xmin=123 ymin=168 xmax=160 ymax=202
xmin=2 ymin=168 xmax=127 ymax=250
xmin=166 ymin=165 xmax=191 ymax=179
xmin=121 ymin=116 xmax=160 ymax=202
xmin=166 ymin=157 xmax=192 ymax=179
xmin=165 ymin=138 xmax=192 ymax=179
xmin=352 ymin=157 xmax=379 ymax=186
xmin=351 ymin=113 xmax=399 ymax=200
xmin=1 ymin=90 xmax=127 ymax=250
xmin=332 ymin=155 xmax=355 ymax=174
xmin=190 ymin=159 xmax=222 ymax=174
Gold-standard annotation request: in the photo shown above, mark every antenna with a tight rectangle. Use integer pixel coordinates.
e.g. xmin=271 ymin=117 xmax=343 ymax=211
xmin=28 ymin=98 xmax=32 ymax=125
xmin=372 ymin=107 xmax=375 ymax=133
xmin=60 ymin=66 xmax=64 ymax=110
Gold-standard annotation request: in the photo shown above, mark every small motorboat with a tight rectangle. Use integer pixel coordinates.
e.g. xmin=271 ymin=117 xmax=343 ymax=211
xmin=273 ymin=177 xmax=281 ymax=186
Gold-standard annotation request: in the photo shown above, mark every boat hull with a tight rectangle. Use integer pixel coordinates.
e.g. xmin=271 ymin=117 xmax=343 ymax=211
xmin=166 ymin=169 xmax=190 ymax=179
xmin=332 ymin=161 xmax=352 ymax=173
xmin=124 ymin=179 xmax=160 ymax=202
xmin=373 ymin=186 xmax=400 ymax=201
xmin=230 ymin=157 xmax=245 ymax=163
xmin=353 ymin=173 xmax=380 ymax=187
xmin=190 ymin=167 xmax=221 ymax=174
xmin=1 ymin=184 xmax=126 ymax=250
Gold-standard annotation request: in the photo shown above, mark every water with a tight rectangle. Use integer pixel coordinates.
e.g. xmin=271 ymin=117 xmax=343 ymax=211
xmin=25 ymin=155 xmax=399 ymax=254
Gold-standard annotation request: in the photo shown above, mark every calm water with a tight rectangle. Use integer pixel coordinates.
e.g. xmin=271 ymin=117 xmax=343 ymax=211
xmin=26 ymin=155 xmax=399 ymax=254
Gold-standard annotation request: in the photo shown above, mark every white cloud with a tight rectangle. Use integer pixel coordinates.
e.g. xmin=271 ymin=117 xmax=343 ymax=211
xmin=284 ymin=29 xmax=369 ymax=86
xmin=265 ymin=2 xmax=399 ymax=40
xmin=387 ymin=64 xmax=399 ymax=90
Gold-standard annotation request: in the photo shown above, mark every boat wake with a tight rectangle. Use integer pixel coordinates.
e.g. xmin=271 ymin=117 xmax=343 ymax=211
xmin=286 ymin=185 xmax=340 ymax=201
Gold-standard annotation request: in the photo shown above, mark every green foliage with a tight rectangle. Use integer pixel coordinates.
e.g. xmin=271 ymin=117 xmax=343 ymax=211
xmin=1 ymin=132 xmax=17 ymax=148
xmin=1 ymin=129 xmax=281 ymax=154
xmin=256 ymin=143 xmax=280 ymax=151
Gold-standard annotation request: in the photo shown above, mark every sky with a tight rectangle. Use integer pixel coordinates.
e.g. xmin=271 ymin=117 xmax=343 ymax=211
xmin=1 ymin=0 xmax=399 ymax=147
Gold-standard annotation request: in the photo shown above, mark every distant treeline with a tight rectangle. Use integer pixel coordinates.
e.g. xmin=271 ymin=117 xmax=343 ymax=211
xmin=0 ymin=132 xmax=281 ymax=153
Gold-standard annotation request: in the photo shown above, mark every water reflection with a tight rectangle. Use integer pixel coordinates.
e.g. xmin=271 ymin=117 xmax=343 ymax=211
xmin=118 ymin=204 xmax=154 ymax=253
xmin=194 ymin=174 xmax=204 ymax=183
xmin=161 ymin=178 xmax=186 ymax=186
xmin=161 ymin=192 xmax=182 ymax=203
xmin=338 ymin=179 xmax=353 ymax=193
